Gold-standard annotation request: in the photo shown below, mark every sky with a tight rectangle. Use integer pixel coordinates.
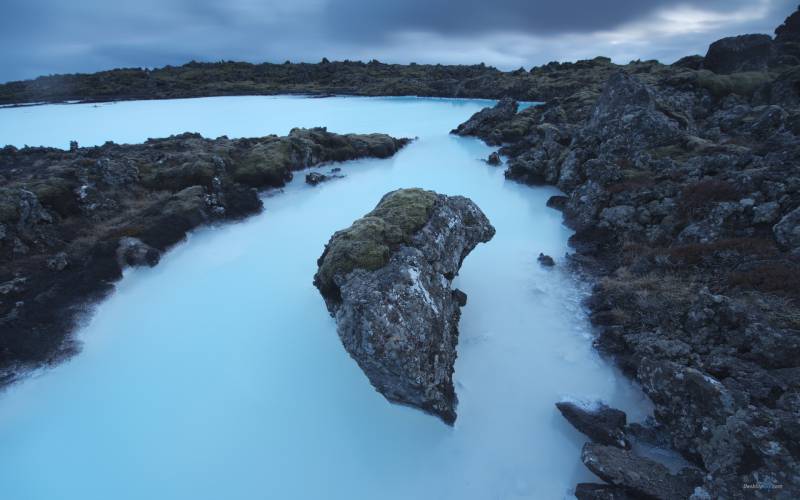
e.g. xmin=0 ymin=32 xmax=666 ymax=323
xmin=1 ymin=0 xmax=797 ymax=83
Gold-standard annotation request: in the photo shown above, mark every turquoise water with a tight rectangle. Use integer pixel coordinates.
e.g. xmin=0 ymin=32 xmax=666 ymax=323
xmin=0 ymin=96 xmax=649 ymax=499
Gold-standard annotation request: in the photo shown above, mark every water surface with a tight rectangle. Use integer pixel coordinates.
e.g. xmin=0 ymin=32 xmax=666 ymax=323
xmin=0 ymin=96 xmax=649 ymax=499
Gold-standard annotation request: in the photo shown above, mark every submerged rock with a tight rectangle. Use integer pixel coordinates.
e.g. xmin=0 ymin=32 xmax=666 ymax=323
xmin=313 ymin=188 xmax=495 ymax=424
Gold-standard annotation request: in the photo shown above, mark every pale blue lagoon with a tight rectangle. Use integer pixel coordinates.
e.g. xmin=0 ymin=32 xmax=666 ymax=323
xmin=0 ymin=96 xmax=650 ymax=499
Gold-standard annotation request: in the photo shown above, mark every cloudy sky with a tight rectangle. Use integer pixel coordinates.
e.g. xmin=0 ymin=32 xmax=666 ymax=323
xmin=1 ymin=0 xmax=797 ymax=82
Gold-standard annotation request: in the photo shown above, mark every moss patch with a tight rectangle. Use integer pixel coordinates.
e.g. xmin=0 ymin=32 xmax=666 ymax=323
xmin=693 ymin=70 xmax=773 ymax=98
xmin=314 ymin=188 xmax=438 ymax=298
xmin=231 ymin=140 xmax=295 ymax=187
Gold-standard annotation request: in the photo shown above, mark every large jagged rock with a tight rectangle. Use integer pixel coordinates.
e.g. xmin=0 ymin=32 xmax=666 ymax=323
xmin=313 ymin=188 xmax=495 ymax=424
xmin=704 ymin=34 xmax=774 ymax=74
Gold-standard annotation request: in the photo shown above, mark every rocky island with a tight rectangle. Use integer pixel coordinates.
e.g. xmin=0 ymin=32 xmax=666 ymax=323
xmin=0 ymin=128 xmax=409 ymax=385
xmin=453 ymin=6 xmax=800 ymax=499
xmin=313 ymin=188 xmax=494 ymax=424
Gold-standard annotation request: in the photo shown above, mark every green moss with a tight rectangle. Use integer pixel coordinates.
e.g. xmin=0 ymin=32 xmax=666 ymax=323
xmin=231 ymin=141 xmax=294 ymax=187
xmin=315 ymin=188 xmax=438 ymax=297
xmin=30 ymin=178 xmax=80 ymax=216
xmin=140 ymin=160 xmax=216 ymax=191
xmin=694 ymin=70 xmax=773 ymax=98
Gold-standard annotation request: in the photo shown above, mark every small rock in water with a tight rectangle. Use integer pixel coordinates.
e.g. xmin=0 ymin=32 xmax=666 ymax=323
xmin=486 ymin=152 xmax=501 ymax=165
xmin=305 ymin=172 xmax=328 ymax=185
xmin=313 ymin=188 xmax=495 ymax=424
xmin=556 ymin=401 xmax=630 ymax=449
xmin=538 ymin=253 xmax=555 ymax=267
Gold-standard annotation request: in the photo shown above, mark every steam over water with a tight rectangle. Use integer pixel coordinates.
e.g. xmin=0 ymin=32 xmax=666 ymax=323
xmin=0 ymin=96 xmax=650 ymax=499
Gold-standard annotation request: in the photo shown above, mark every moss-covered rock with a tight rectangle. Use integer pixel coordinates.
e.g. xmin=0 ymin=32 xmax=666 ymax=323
xmin=315 ymin=189 xmax=495 ymax=424
xmin=230 ymin=128 xmax=408 ymax=188
xmin=314 ymin=188 xmax=438 ymax=298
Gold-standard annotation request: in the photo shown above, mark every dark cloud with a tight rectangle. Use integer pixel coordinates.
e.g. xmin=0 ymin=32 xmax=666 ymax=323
xmin=0 ymin=0 xmax=797 ymax=82
xmin=322 ymin=0 xmax=734 ymax=39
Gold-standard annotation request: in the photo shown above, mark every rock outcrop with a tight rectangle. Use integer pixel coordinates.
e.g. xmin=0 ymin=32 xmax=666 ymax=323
xmin=313 ymin=188 xmax=495 ymax=424
xmin=453 ymin=4 xmax=800 ymax=497
xmin=704 ymin=34 xmax=773 ymax=74
xmin=581 ymin=443 xmax=703 ymax=500
xmin=0 ymin=128 xmax=409 ymax=384
xmin=450 ymin=98 xmax=518 ymax=143
xmin=556 ymin=401 xmax=630 ymax=449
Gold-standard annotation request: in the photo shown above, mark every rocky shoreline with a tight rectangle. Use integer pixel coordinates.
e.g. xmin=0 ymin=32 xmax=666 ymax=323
xmin=453 ymin=7 xmax=800 ymax=499
xmin=313 ymin=188 xmax=494 ymax=424
xmin=0 ymin=55 xmax=648 ymax=107
xmin=0 ymin=128 xmax=409 ymax=386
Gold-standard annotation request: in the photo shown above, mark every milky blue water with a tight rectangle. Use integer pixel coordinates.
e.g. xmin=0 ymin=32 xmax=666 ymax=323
xmin=0 ymin=96 xmax=650 ymax=499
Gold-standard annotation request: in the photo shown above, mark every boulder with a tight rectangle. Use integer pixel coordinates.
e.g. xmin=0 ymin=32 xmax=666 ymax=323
xmin=637 ymin=359 xmax=738 ymax=460
xmin=704 ymin=34 xmax=773 ymax=74
xmin=581 ymin=443 xmax=703 ymax=500
xmin=313 ymin=188 xmax=495 ymax=424
xmin=486 ymin=152 xmax=501 ymax=165
xmin=776 ymin=6 xmax=800 ymax=43
xmin=556 ymin=401 xmax=630 ymax=449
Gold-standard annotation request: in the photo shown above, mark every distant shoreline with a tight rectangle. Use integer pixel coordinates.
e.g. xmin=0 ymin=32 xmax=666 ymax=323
xmin=0 ymin=57 xmax=623 ymax=106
